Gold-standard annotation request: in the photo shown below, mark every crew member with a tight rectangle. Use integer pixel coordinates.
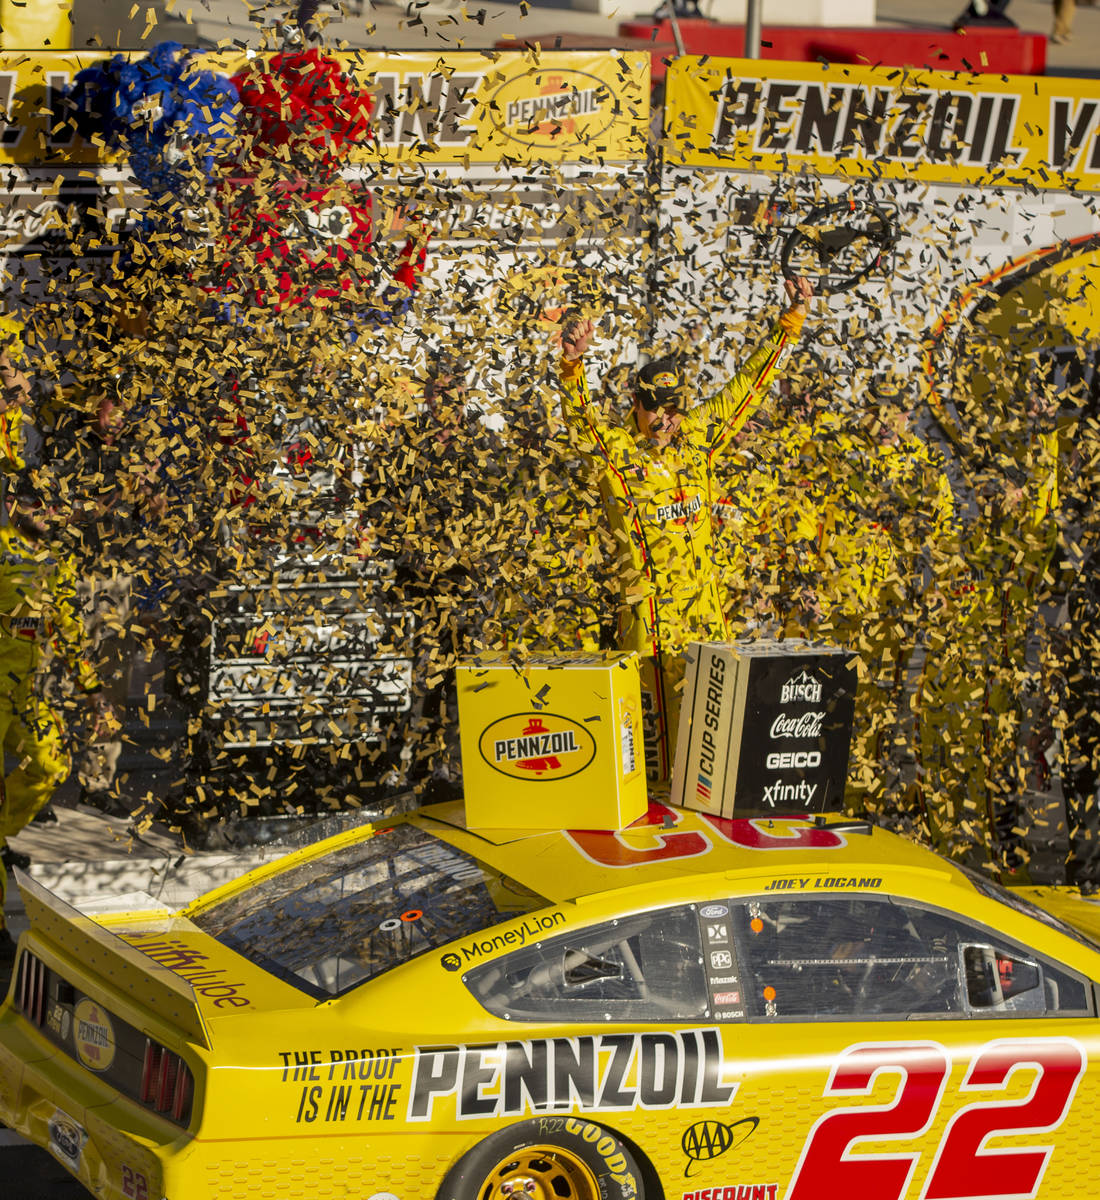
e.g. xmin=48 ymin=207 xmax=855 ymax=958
xmin=557 ymin=278 xmax=812 ymax=780
xmin=0 ymin=482 xmax=113 ymax=965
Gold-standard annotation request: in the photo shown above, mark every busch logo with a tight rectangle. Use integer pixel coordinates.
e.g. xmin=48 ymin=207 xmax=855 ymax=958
xmin=769 ymin=712 xmax=825 ymax=740
xmin=780 ymin=669 xmax=823 ymax=705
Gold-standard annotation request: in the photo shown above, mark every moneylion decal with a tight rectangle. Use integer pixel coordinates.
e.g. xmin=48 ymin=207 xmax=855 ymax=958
xmin=489 ymin=69 xmax=615 ymax=149
xmin=439 ymin=911 xmax=567 ymax=970
xmin=479 ymin=712 xmax=597 ymax=781
xmin=408 ymin=1029 xmax=738 ymax=1121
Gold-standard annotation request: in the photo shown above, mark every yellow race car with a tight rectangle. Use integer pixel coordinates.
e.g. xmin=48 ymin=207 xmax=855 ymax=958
xmin=2 ymin=800 xmax=1100 ymax=1200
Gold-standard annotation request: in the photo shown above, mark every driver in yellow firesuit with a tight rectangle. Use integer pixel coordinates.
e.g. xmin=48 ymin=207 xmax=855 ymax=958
xmin=558 ymin=278 xmax=812 ymax=780
xmin=0 ymin=479 xmax=113 ymax=967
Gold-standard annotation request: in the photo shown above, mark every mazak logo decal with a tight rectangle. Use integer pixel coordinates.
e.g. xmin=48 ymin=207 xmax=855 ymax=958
xmin=73 ymin=999 xmax=115 ymax=1072
xmin=490 ymin=69 xmax=614 ymax=148
xmin=781 ymin=669 xmax=823 ymax=704
xmin=479 ymin=713 xmax=596 ymax=781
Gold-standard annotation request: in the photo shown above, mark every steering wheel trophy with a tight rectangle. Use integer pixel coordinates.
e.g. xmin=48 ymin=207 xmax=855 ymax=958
xmin=780 ymin=196 xmax=898 ymax=295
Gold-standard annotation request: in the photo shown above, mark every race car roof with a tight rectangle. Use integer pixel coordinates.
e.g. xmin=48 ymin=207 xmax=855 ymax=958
xmin=419 ymin=800 xmax=961 ymax=907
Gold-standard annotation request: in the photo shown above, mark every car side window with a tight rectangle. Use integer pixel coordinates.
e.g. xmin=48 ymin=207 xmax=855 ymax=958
xmin=464 ymin=905 xmax=708 ymax=1023
xmin=731 ymin=894 xmax=1092 ymax=1021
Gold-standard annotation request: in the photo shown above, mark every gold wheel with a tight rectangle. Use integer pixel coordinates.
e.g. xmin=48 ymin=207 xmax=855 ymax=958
xmin=477 ymin=1143 xmax=602 ymax=1200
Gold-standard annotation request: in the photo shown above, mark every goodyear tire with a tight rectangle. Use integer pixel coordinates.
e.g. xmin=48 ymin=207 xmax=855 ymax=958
xmin=438 ymin=1117 xmax=643 ymax=1200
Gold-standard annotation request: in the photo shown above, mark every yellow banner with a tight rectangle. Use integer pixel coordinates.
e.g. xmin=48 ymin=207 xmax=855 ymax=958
xmin=0 ymin=49 xmax=649 ymax=165
xmin=664 ymin=56 xmax=1100 ymax=192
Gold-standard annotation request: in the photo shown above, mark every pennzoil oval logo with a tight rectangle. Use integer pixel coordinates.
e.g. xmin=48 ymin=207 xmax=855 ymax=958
xmin=489 ymin=69 xmax=614 ymax=149
xmin=73 ymin=998 xmax=116 ymax=1072
xmin=479 ymin=712 xmax=596 ymax=781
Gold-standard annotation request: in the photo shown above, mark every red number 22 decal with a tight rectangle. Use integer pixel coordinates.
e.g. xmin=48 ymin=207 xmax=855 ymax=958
xmin=787 ymin=1038 xmax=1085 ymax=1200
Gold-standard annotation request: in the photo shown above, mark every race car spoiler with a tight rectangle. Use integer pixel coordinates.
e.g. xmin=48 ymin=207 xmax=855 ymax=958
xmin=14 ymin=869 xmax=211 ymax=1050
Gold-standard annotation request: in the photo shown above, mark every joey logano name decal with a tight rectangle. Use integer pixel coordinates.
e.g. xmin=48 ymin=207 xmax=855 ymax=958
xmin=409 ymin=1029 xmax=736 ymax=1121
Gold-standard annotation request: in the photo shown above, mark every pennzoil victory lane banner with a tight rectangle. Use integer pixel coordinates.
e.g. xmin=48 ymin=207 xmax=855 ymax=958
xmin=658 ymin=58 xmax=1100 ymax=431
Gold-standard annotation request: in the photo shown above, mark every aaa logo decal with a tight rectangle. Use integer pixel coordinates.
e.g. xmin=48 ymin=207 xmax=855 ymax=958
xmin=73 ymin=998 xmax=116 ymax=1072
xmin=682 ymin=1117 xmax=760 ymax=1178
xmin=489 ymin=69 xmax=614 ymax=149
xmin=480 ymin=712 xmax=596 ymax=781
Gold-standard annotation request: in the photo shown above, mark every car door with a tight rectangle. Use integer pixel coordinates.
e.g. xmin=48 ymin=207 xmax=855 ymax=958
xmin=687 ymin=888 xmax=1100 ymax=1200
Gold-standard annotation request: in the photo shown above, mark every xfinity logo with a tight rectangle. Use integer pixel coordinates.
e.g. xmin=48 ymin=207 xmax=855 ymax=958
xmin=765 ymin=750 xmax=822 ymax=770
xmin=769 ymin=712 xmax=824 ymax=740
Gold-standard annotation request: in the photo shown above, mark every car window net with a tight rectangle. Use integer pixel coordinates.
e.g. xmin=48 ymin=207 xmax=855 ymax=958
xmin=189 ymin=823 xmax=548 ymax=998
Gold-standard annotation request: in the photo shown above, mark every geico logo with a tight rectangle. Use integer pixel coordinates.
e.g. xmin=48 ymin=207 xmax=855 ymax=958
xmin=765 ymin=751 xmax=822 ymax=770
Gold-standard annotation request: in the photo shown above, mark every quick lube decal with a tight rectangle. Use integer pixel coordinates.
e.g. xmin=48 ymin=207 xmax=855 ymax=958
xmin=121 ymin=934 xmax=252 ymax=1009
xmin=408 ymin=1029 xmax=737 ymax=1121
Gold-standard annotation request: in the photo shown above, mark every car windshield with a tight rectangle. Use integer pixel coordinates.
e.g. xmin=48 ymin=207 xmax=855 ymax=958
xmin=188 ymin=822 xmax=548 ymax=998
xmin=959 ymin=863 xmax=1100 ymax=954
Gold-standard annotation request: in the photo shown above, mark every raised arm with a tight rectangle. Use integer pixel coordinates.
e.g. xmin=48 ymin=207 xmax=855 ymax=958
xmin=695 ymin=276 xmax=812 ymax=460
xmin=557 ymin=317 xmax=630 ymax=462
